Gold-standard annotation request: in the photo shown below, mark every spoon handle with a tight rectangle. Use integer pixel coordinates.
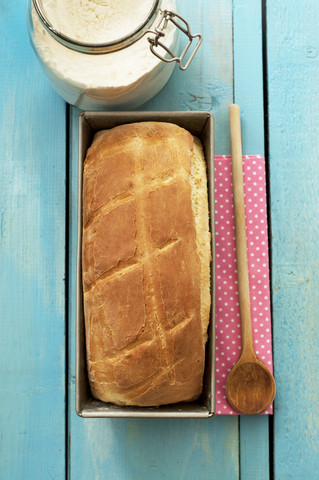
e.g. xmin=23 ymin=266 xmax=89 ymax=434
xmin=229 ymin=104 xmax=255 ymax=359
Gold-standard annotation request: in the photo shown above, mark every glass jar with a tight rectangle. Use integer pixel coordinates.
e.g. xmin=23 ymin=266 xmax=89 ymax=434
xmin=27 ymin=0 xmax=202 ymax=110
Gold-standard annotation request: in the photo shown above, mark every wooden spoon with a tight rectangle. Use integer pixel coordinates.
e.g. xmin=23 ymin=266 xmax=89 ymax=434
xmin=226 ymin=104 xmax=276 ymax=415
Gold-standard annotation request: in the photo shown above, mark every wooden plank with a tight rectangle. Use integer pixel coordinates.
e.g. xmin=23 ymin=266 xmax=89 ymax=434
xmin=239 ymin=416 xmax=270 ymax=479
xmin=233 ymin=1 xmax=270 ymax=479
xmin=0 ymin=2 xmax=66 ymax=479
xmin=267 ymin=0 xmax=319 ymax=478
xmin=233 ymin=0 xmax=265 ymax=156
xmin=68 ymin=1 xmax=240 ymax=478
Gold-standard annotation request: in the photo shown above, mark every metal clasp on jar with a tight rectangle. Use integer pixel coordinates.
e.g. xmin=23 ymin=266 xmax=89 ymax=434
xmin=147 ymin=10 xmax=202 ymax=71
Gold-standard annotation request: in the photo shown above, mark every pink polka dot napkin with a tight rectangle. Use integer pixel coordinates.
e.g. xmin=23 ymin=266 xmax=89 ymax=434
xmin=214 ymin=155 xmax=273 ymax=415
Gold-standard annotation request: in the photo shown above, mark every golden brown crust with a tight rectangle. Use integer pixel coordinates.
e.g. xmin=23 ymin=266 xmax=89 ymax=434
xmin=82 ymin=121 xmax=210 ymax=406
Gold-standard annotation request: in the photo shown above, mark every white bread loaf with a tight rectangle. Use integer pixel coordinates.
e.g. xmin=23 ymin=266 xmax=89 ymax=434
xmin=82 ymin=121 xmax=211 ymax=406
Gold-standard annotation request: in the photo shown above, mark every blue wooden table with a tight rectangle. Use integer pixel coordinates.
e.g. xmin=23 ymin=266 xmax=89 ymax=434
xmin=1 ymin=1 xmax=319 ymax=478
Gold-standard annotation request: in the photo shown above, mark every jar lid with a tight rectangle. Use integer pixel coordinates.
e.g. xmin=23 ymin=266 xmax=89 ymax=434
xmin=33 ymin=0 xmax=161 ymax=53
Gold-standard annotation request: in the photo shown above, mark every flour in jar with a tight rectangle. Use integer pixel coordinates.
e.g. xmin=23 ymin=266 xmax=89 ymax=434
xmin=41 ymin=0 xmax=156 ymax=43
xmin=31 ymin=0 xmax=178 ymax=108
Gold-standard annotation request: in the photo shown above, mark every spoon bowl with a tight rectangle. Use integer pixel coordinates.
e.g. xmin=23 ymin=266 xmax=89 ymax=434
xmin=226 ymin=356 xmax=276 ymax=415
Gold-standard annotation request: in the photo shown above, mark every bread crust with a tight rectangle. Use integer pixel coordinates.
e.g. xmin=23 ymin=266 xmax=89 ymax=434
xmin=82 ymin=122 xmax=210 ymax=406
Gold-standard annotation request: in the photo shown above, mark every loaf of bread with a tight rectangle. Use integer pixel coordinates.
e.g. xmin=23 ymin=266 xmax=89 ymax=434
xmin=82 ymin=121 xmax=211 ymax=407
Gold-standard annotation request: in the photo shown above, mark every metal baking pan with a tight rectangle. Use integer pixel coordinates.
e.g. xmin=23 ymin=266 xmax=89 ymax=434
xmin=76 ymin=111 xmax=215 ymax=418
